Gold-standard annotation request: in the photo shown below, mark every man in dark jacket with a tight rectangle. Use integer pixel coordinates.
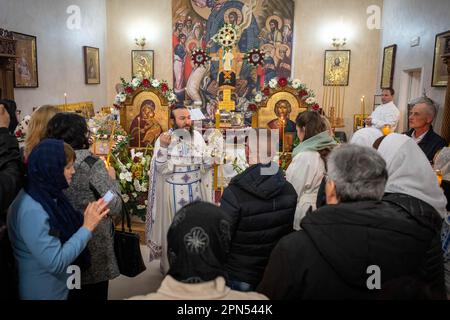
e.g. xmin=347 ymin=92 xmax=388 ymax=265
xmin=257 ymin=144 xmax=446 ymax=300
xmin=220 ymin=129 xmax=297 ymax=291
xmin=405 ymin=96 xmax=447 ymax=163
xmin=0 ymin=102 xmax=23 ymax=300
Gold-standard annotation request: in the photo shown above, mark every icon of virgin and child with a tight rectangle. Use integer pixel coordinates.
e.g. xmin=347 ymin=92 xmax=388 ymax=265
xmin=129 ymin=100 xmax=163 ymax=148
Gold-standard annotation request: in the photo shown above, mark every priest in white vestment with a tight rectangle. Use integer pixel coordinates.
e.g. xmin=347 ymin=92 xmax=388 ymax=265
xmin=146 ymin=106 xmax=213 ymax=274
xmin=366 ymin=88 xmax=400 ymax=132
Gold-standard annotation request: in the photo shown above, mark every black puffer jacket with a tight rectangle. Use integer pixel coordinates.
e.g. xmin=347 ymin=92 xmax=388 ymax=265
xmin=0 ymin=127 xmax=23 ymax=300
xmin=220 ymin=162 xmax=297 ymax=286
xmin=258 ymin=195 xmax=446 ymax=300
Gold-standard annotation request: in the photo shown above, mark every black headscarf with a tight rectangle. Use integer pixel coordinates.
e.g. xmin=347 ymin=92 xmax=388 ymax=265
xmin=0 ymin=99 xmax=19 ymax=134
xmin=25 ymin=139 xmax=90 ymax=270
xmin=167 ymin=202 xmax=232 ymax=283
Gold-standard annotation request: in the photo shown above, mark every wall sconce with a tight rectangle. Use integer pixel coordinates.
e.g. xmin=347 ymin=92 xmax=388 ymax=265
xmin=332 ymin=37 xmax=347 ymax=49
xmin=134 ymin=37 xmax=146 ymax=50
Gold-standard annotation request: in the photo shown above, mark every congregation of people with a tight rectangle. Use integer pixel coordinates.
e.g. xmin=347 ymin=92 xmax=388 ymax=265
xmin=0 ymin=91 xmax=449 ymax=300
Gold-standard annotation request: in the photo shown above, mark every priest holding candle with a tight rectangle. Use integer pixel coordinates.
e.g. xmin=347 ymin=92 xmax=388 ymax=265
xmin=365 ymin=88 xmax=400 ymax=132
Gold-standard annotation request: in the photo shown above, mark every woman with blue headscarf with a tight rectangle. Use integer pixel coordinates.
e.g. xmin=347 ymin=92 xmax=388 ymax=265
xmin=7 ymin=139 xmax=109 ymax=300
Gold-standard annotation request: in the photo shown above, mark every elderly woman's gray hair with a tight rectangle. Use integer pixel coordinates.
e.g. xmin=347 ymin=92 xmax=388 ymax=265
xmin=328 ymin=144 xmax=388 ymax=202
xmin=409 ymin=96 xmax=438 ymax=120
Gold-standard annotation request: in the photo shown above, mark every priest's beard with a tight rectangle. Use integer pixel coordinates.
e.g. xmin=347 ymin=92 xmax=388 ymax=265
xmin=172 ymin=123 xmax=194 ymax=135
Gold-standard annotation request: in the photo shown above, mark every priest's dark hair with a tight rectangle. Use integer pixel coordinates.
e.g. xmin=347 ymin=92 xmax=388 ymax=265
xmin=46 ymin=113 xmax=90 ymax=150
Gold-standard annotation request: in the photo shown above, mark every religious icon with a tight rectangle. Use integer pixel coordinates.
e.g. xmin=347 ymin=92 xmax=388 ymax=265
xmin=324 ymin=50 xmax=351 ymax=86
xmin=267 ymin=99 xmax=297 ymax=151
xmin=129 ymin=100 xmax=162 ymax=148
xmin=13 ymin=32 xmax=38 ymax=88
xmin=83 ymin=46 xmax=100 ymax=85
xmin=132 ymin=50 xmax=154 ymax=79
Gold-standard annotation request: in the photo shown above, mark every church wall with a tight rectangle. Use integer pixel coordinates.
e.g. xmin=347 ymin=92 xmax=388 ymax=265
xmin=293 ymin=0 xmax=383 ymax=139
xmin=106 ymin=0 xmax=173 ymax=106
xmin=379 ymin=0 xmax=450 ymax=134
xmin=107 ymin=0 xmax=381 ymax=139
xmin=0 ymin=0 xmax=108 ymax=115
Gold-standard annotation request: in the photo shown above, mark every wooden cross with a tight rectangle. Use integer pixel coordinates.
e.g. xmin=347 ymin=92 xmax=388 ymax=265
xmin=218 ymin=88 xmax=235 ymax=112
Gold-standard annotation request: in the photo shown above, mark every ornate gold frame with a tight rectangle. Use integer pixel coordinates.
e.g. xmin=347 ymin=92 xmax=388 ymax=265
xmin=120 ymin=88 xmax=170 ymax=134
xmin=256 ymin=88 xmax=307 ymax=128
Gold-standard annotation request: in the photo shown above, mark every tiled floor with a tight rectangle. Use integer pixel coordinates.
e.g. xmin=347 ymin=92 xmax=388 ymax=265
xmin=108 ymin=245 xmax=165 ymax=300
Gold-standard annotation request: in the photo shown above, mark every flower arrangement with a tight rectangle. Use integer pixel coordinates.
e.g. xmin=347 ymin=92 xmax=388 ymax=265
xmin=87 ymin=117 xmax=129 ymax=154
xmin=112 ymin=147 xmax=153 ymax=222
xmin=14 ymin=115 xmax=31 ymax=142
xmin=114 ymin=76 xmax=177 ymax=108
xmin=251 ymin=77 xmax=321 ymax=112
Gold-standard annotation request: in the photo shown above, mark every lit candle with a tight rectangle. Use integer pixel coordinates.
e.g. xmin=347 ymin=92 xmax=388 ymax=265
xmin=106 ymin=122 xmax=116 ymax=168
xmin=362 ymin=96 xmax=365 ymax=117
xmin=213 ymin=165 xmax=218 ymax=191
xmin=138 ymin=116 xmax=141 ymax=148
xmin=64 ymin=93 xmax=67 ymax=111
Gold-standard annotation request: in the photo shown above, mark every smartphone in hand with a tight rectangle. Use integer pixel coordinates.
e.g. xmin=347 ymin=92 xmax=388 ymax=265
xmin=102 ymin=190 xmax=116 ymax=205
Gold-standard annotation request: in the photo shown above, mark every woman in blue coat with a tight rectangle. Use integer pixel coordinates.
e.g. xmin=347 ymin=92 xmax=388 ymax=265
xmin=7 ymin=139 xmax=109 ymax=300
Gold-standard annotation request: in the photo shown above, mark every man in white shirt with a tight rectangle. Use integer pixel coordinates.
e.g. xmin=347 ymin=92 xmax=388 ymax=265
xmin=365 ymin=88 xmax=400 ymax=132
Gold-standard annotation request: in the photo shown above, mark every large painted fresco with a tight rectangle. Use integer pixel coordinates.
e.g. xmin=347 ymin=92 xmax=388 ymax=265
xmin=172 ymin=0 xmax=295 ymax=119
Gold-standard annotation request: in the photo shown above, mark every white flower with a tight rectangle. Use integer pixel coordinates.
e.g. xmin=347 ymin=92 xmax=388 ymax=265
xmin=126 ymin=163 xmax=131 ymax=169
xmin=131 ymin=78 xmax=141 ymax=89
xmin=168 ymin=93 xmax=177 ymax=102
xmin=141 ymin=183 xmax=148 ymax=190
xmin=132 ymin=192 xmax=138 ymax=198
xmin=137 ymin=205 xmax=146 ymax=210
xmin=133 ymin=179 xmax=141 ymax=192
xmin=292 ymin=79 xmax=301 ymax=89
xmin=145 ymin=200 xmax=148 ymax=205
xmin=306 ymin=97 xmax=316 ymax=104
xmin=151 ymin=79 xmax=160 ymax=88
xmin=122 ymin=194 xmax=130 ymax=203
xmin=135 ymin=152 xmax=144 ymax=159
xmin=269 ymin=78 xmax=278 ymax=89
xmin=115 ymin=93 xmax=127 ymax=103
xmin=141 ymin=158 xmax=146 ymax=165
xmin=254 ymin=93 xmax=263 ymax=103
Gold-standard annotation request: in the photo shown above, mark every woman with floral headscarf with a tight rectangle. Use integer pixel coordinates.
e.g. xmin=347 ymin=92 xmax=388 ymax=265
xmin=130 ymin=202 xmax=267 ymax=300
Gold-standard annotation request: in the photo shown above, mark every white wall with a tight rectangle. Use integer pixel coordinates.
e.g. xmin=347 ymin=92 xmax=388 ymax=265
xmin=0 ymin=0 xmax=108 ymax=115
xmin=294 ymin=0 xmax=382 ymax=139
xmin=379 ymin=0 xmax=450 ymax=134
xmin=106 ymin=0 xmax=173 ymax=106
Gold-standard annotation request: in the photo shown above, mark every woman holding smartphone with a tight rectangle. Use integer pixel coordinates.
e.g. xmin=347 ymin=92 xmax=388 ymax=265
xmin=8 ymin=139 xmax=109 ymax=300
xmin=46 ymin=113 xmax=122 ymax=300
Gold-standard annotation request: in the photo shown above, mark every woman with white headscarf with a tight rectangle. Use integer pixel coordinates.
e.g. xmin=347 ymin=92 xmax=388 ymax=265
xmin=350 ymin=127 xmax=383 ymax=148
xmin=377 ymin=133 xmax=447 ymax=218
xmin=378 ymin=133 xmax=448 ymax=298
